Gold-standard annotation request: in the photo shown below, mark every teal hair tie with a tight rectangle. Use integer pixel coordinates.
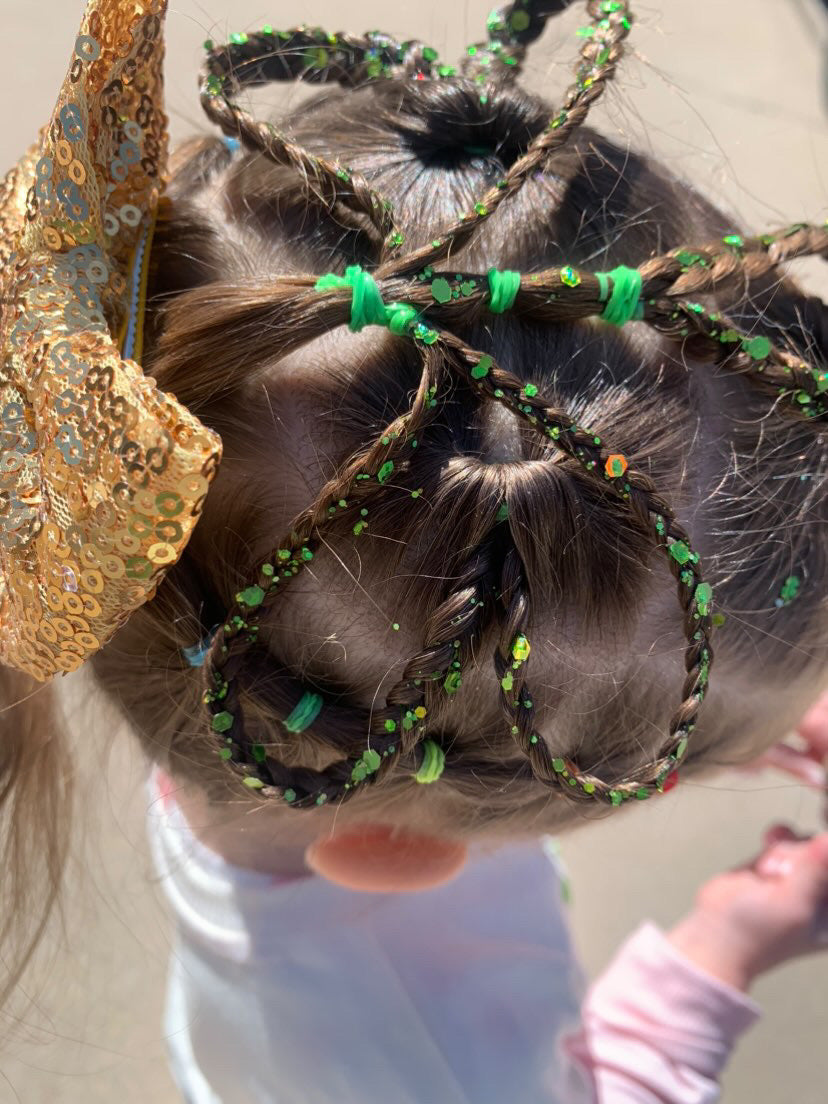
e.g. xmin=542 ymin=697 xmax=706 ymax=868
xmin=596 ymin=265 xmax=644 ymax=326
xmin=283 ymin=691 xmax=324 ymax=734
xmin=487 ymin=268 xmax=521 ymax=314
xmin=415 ymin=739 xmax=446 ymax=784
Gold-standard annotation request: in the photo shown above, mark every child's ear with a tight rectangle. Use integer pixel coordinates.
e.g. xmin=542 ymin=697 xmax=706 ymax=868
xmin=305 ymin=823 xmax=468 ymax=893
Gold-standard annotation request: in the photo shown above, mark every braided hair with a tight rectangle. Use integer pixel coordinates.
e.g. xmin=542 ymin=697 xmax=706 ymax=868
xmin=94 ymin=1 xmax=827 ymax=826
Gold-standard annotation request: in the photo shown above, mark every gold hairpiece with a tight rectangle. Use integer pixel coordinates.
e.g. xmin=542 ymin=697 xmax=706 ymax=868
xmin=0 ymin=0 xmax=221 ymax=681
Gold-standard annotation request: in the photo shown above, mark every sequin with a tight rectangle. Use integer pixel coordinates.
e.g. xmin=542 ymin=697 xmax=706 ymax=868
xmin=0 ymin=1 xmax=222 ymax=681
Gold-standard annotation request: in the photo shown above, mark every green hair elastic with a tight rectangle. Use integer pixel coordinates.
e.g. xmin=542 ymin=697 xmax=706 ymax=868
xmin=283 ymin=691 xmax=324 ymax=734
xmin=415 ymin=740 xmax=446 ymax=784
xmin=487 ymin=268 xmax=521 ymax=314
xmin=596 ymin=265 xmax=644 ymax=326
xmin=314 ymin=265 xmax=418 ymax=334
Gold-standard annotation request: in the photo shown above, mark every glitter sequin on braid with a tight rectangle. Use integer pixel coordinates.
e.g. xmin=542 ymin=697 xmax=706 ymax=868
xmin=124 ymin=2 xmax=828 ymax=812
xmin=198 ymin=209 xmax=826 ymax=805
xmin=463 ymin=1 xmax=578 ymax=82
xmin=200 ymin=29 xmax=404 ymax=256
xmin=377 ymin=0 xmax=634 ymax=273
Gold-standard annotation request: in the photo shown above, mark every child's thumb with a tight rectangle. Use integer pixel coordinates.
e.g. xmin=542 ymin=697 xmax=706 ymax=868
xmin=794 ymin=834 xmax=828 ymax=903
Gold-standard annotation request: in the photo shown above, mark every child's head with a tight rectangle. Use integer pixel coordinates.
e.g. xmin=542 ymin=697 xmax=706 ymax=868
xmin=81 ymin=16 xmax=828 ymax=845
xmin=1 ymin=1 xmax=827 ymax=932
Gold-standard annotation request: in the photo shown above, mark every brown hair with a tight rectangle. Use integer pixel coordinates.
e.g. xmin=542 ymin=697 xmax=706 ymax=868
xmin=2 ymin=0 xmax=827 ymax=1001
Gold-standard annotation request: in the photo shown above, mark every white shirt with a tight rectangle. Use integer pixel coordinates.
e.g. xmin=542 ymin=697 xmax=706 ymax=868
xmin=146 ymin=767 xmax=760 ymax=1104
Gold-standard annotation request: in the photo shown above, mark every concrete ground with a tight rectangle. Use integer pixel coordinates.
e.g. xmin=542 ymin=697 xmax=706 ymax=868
xmin=1 ymin=0 xmax=827 ymax=1100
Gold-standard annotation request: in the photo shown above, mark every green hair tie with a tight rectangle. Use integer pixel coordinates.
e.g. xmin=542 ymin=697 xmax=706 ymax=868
xmin=596 ymin=265 xmax=644 ymax=326
xmin=315 ymin=266 xmax=423 ymax=336
xmin=487 ymin=268 xmax=521 ymax=314
xmin=315 ymin=265 xmax=387 ymax=332
xmin=415 ymin=739 xmax=445 ymax=784
xmin=283 ymin=691 xmax=324 ymax=734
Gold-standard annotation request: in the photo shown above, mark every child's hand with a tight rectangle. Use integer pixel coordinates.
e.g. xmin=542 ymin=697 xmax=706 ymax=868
xmin=736 ymin=689 xmax=828 ymax=792
xmin=666 ymin=824 xmax=828 ymax=991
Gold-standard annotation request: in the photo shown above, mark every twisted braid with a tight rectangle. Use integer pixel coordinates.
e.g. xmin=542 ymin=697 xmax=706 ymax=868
xmin=200 ymin=31 xmax=402 ymax=255
xmin=378 ymin=1 xmax=634 ymax=272
xmin=190 ymin=1 xmax=826 ymax=810
xmin=438 ymin=333 xmax=711 ymax=803
xmin=463 ymin=1 xmax=578 ymax=81
xmin=201 ymin=344 xmax=446 ymax=802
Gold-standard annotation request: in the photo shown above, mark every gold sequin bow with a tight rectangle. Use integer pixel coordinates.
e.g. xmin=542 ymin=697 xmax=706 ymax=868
xmin=0 ymin=0 xmax=222 ymax=682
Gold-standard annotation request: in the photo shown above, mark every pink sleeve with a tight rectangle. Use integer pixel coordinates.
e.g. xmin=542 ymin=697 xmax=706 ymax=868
xmin=560 ymin=921 xmax=761 ymax=1104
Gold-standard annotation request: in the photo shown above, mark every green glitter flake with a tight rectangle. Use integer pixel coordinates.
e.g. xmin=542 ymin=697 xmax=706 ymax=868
xmin=722 ymin=234 xmax=744 ymax=248
xmin=283 ymin=788 xmax=296 ymax=803
xmin=236 ymin=585 xmax=265 ymax=608
xmin=742 ymin=335 xmax=771 ymax=361
xmin=560 ymin=266 xmax=581 ymax=287
xmin=668 ymin=540 xmax=693 ymax=565
xmin=712 ymin=613 xmax=726 ymax=628
xmin=218 ymin=747 xmax=232 ymax=761
xmin=471 ymin=354 xmax=493 ymax=379
xmin=229 ymin=32 xmax=249 ymax=45
xmin=431 ymin=277 xmax=452 ymax=304
xmin=512 ymin=634 xmax=531 ymax=663
xmin=211 ymin=711 xmax=234 ymax=734
xmin=510 ymin=10 xmax=531 ymax=31
xmin=523 ymin=383 xmax=538 ymax=397
xmin=351 ymin=762 xmax=368 ymax=783
xmin=501 ymin=671 xmax=514 ymax=692
xmin=377 ymin=461 xmax=394 ymax=484
xmin=694 ymin=582 xmax=713 ymax=617
xmin=443 ymin=671 xmax=462 ymax=695
xmin=243 ymin=776 xmax=264 ymax=789
xmin=363 ymin=749 xmax=382 ymax=772
xmin=422 ymin=46 xmax=438 ymax=62
xmin=496 ymin=502 xmax=509 ymax=523
xmin=474 ymin=202 xmax=488 ymax=216
xmin=777 ymin=575 xmax=800 ymax=606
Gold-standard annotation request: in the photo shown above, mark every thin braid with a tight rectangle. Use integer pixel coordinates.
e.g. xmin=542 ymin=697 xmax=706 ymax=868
xmin=415 ymin=538 xmax=501 ymax=707
xmin=647 ymin=299 xmax=827 ymax=420
xmin=493 ymin=543 xmax=555 ymax=783
xmin=201 ymin=345 xmax=447 ymax=802
xmin=637 ymin=224 xmax=828 ymax=300
xmin=200 ymin=34 xmax=400 ymax=254
xmin=438 ymin=333 xmax=712 ymax=803
xmin=378 ymin=0 xmax=634 ymax=272
xmin=462 ymin=1 xmax=578 ymax=82
xmin=202 ymin=27 xmax=442 ymax=89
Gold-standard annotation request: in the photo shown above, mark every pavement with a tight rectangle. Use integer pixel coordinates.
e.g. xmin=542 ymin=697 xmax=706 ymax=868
xmin=0 ymin=1 xmax=826 ymax=1100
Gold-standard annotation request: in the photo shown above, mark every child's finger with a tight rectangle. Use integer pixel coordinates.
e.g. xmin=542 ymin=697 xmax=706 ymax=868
xmin=791 ymin=834 xmax=828 ymax=904
xmin=796 ymin=691 xmax=828 ymax=759
xmin=762 ymin=823 xmax=800 ymax=849
xmin=755 ymin=744 xmax=826 ymax=788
